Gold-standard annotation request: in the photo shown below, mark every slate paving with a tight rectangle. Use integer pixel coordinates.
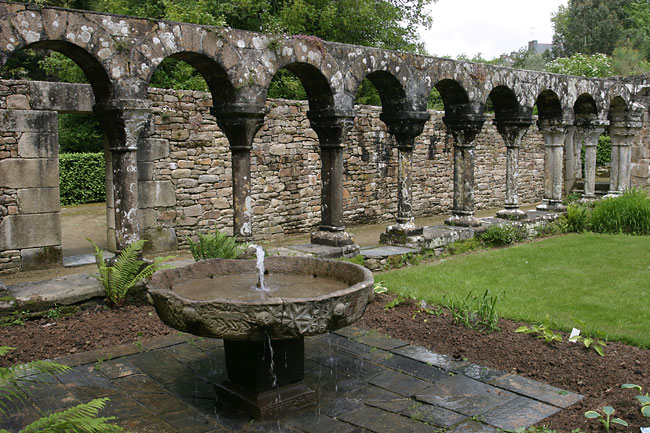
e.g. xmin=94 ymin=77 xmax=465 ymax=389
xmin=1 ymin=328 xmax=582 ymax=433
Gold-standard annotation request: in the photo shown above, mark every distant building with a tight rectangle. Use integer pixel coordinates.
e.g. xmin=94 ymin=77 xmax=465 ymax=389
xmin=528 ymin=40 xmax=553 ymax=55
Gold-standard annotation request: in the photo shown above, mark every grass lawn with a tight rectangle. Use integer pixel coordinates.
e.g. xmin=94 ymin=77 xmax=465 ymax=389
xmin=378 ymin=233 xmax=650 ymax=347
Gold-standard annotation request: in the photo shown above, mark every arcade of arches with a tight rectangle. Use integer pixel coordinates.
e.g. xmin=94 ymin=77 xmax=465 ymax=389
xmin=0 ymin=2 xmax=649 ymax=272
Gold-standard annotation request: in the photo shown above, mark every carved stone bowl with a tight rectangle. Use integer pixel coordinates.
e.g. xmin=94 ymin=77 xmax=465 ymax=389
xmin=147 ymin=256 xmax=374 ymax=341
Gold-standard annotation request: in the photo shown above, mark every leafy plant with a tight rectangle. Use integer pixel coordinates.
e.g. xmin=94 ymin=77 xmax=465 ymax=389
xmin=515 ymin=316 xmax=562 ymax=344
xmin=59 ymin=153 xmax=106 ymax=205
xmin=0 ymin=346 xmax=126 ymax=432
xmin=569 ymin=320 xmax=607 ymax=356
xmin=186 ymin=226 xmax=247 ymax=261
xmin=479 ymin=224 xmax=526 ymax=247
xmin=445 ymin=237 xmax=482 ymax=255
xmin=372 ymin=281 xmax=388 ymax=295
xmin=565 ymin=203 xmax=591 ymax=233
xmin=584 ymin=406 xmax=627 ymax=431
xmin=0 ymin=310 xmax=29 ymax=327
xmin=590 ymin=188 xmax=650 ymax=235
xmin=383 ymin=294 xmax=413 ymax=311
xmin=621 ymin=383 xmax=650 ymax=417
xmin=89 ymin=239 xmax=173 ymax=307
xmin=443 ymin=289 xmax=500 ymax=332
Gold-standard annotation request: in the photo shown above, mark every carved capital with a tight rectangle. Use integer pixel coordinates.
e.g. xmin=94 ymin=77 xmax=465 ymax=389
xmin=575 ymin=119 xmax=608 ymax=147
xmin=494 ymin=117 xmax=534 ymax=148
xmin=307 ymin=109 xmax=356 ymax=148
xmin=93 ymin=99 xmax=151 ymax=152
xmin=379 ymin=111 xmax=430 ymax=149
xmin=211 ymin=103 xmax=268 ymax=151
xmin=443 ymin=114 xmax=485 ymax=147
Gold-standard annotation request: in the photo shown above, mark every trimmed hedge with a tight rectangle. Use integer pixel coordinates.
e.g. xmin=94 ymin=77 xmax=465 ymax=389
xmin=59 ymin=152 xmax=106 ymax=205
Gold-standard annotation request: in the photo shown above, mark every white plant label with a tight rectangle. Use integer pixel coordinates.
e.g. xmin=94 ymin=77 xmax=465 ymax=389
xmin=640 ymin=427 xmax=650 ymax=433
xmin=569 ymin=328 xmax=581 ymax=342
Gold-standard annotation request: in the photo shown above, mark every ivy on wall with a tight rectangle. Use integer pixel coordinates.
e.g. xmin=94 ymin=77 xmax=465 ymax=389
xmin=59 ymin=152 xmax=106 ymax=205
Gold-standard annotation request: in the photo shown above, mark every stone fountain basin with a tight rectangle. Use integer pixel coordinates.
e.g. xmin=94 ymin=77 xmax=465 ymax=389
xmin=147 ymin=256 xmax=374 ymax=340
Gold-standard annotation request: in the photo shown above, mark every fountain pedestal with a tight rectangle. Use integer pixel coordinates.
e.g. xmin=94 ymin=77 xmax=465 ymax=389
xmin=216 ymin=338 xmax=316 ymax=418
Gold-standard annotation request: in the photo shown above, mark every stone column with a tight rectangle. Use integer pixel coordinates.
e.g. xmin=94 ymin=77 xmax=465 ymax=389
xmin=607 ymin=113 xmax=643 ymax=197
xmin=536 ymin=119 xmax=567 ymax=212
xmin=212 ymin=104 xmax=267 ymax=242
xmin=307 ymin=109 xmax=358 ymax=250
xmin=494 ymin=117 xmax=534 ymax=220
xmin=563 ymin=126 xmax=578 ymax=194
xmin=443 ymin=114 xmax=485 ymax=227
xmin=379 ymin=111 xmax=430 ymax=236
xmin=575 ymin=120 xmax=607 ymax=201
xmin=93 ymin=99 xmax=151 ymax=251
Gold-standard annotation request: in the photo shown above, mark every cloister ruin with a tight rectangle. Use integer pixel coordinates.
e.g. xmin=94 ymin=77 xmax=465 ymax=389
xmin=0 ymin=2 xmax=649 ymax=273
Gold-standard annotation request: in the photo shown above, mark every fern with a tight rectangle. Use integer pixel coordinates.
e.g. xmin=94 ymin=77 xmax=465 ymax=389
xmin=88 ymin=239 xmax=173 ymax=306
xmin=0 ymin=347 xmax=71 ymax=417
xmin=186 ymin=226 xmax=247 ymax=261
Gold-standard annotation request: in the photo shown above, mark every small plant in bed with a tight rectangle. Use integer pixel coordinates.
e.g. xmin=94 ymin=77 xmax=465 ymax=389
xmin=186 ymin=225 xmax=247 ymax=260
xmin=89 ymin=239 xmax=173 ymax=307
xmin=584 ymin=405 xmax=627 ymax=431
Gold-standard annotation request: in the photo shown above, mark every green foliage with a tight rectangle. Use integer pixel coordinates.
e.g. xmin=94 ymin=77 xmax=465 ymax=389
xmin=515 ymin=316 xmax=563 ymax=344
xmin=596 ymin=135 xmax=611 ymax=166
xmin=584 ymin=406 xmax=628 ymax=431
xmin=569 ymin=325 xmax=607 ymax=356
xmin=59 ymin=153 xmax=105 ymax=206
xmin=372 ymin=281 xmax=388 ymax=295
xmin=611 ymin=46 xmax=650 ymax=75
xmin=0 ymin=310 xmax=29 ymax=327
xmin=443 ymin=289 xmax=500 ymax=333
xmin=479 ymin=224 xmax=525 ymax=247
xmin=148 ymin=58 xmax=209 ymax=92
xmin=39 ymin=51 xmax=88 ymax=83
xmin=186 ymin=226 xmax=247 ymax=261
xmin=445 ymin=237 xmax=482 ymax=255
xmin=383 ymin=294 xmax=413 ymax=311
xmin=339 ymin=255 xmax=365 ymax=267
xmin=89 ymin=239 xmax=173 ymax=306
xmin=566 ymin=203 xmax=591 ymax=233
xmin=545 ymin=53 xmax=614 ymax=78
xmin=621 ymin=383 xmax=650 ymax=417
xmin=354 ymin=78 xmax=381 ymax=106
xmin=59 ymin=114 xmax=104 ymax=153
xmin=267 ymin=69 xmax=307 ymax=101
xmin=590 ymin=188 xmax=650 ymax=235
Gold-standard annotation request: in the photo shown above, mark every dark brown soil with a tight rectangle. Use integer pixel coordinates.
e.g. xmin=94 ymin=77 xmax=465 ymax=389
xmin=1 ymin=295 xmax=649 ymax=431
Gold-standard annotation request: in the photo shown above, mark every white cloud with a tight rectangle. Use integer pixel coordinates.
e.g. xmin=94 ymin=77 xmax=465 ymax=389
xmin=421 ymin=0 xmax=568 ymax=59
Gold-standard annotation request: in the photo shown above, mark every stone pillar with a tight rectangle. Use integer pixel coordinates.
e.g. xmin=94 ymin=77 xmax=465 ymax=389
xmin=575 ymin=120 xmax=607 ymax=201
xmin=93 ymin=99 xmax=151 ymax=251
xmin=379 ymin=111 xmax=430 ymax=236
xmin=563 ymin=126 xmax=578 ymax=193
xmin=307 ymin=109 xmax=358 ymax=250
xmin=443 ymin=114 xmax=485 ymax=227
xmin=607 ymin=113 xmax=643 ymax=197
xmin=212 ymin=104 xmax=267 ymax=242
xmin=536 ymin=119 xmax=567 ymax=212
xmin=494 ymin=117 xmax=534 ymax=220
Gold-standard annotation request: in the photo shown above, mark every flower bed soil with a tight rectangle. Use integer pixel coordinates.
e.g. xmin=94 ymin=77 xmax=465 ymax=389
xmin=1 ymin=295 xmax=649 ymax=431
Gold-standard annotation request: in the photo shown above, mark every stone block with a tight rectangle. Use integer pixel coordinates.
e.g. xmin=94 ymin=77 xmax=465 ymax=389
xmin=138 ymin=208 xmax=158 ymax=229
xmin=198 ymin=175 xmax=219 ymax=183
xmin=17 ymin=188 xmax=60 ymax=214
xmin=141 ymin=228 xmax=178 ymax=253
xmin=21 ymin=246 xmax=62 ymax=271
xmin=6 ymin=94 xmax=30 ymax=109
xmin=18 ymin=132 xmax=58 ymax=158
xmin=137 ymin=161 xmax=154 ymax=181
xmin=138 ymin=139 xmax=170 ymax=161
xmin=138 ymin=181 xmax=176 ymax=208
xmin=171 ymin=169 xmax=191 ymax=179
xmin=0 ymin=110 xmax=57 ymax=132
xmin=184 ymin=204 xmax=203 ymax=217
xmin=0 ymin=213 xmax=61 ymax=250
xmin=0 ymin=159 xmax=59 ymax=188
xmin=28 ymin=81 xmax=94 ymax=112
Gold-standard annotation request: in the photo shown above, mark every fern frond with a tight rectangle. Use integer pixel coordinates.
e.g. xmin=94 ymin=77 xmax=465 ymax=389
xmin=0 ymin=360 xmax=70 ymax=415
xmin=0 ymin=347 xmax=15 ymax=357
xmin=113 ymin=240 xmax=146 ymax=297
xmin=19 ymin=398 xmax=126 ymax=433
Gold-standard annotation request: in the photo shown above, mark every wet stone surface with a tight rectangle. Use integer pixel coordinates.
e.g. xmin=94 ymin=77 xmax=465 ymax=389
xmin=1 ymin=328 xmax=582 ymax=432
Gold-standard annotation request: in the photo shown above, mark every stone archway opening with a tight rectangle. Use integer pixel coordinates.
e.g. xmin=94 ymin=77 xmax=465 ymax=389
xmin=0 ymin=44 xmax=112 ymax=268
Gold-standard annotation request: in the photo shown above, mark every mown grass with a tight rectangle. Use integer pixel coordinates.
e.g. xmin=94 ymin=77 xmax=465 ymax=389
xmin=379 ymin=233 xmax=650 ymax=347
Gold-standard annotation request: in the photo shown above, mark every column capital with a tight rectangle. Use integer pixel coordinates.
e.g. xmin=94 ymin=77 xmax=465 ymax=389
xmin=494 ymin=116 xmax=534 ymax=148
xmin=306 ymin=109 xmax=356 ymax=148
xmin=443 ymin=114 xmax=485 ymax=147
xmin=575 ymin=119 xmax=608 ymax=146
xmin=211 ymin=103 xmax=268 ymax=151
xmin=536 ymin=117 xmax=569 ymax=133
xmin=93 ymin=99 xmax=152 ymax=152
xmin=379 ymin=111 xmax=430 ymax=149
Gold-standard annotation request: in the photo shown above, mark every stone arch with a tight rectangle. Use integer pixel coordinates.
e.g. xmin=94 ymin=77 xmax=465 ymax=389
xmin=145 ymin=51 xmax=236 ymax=107
xmin=487 ymin=85 xmax=520 ymax=120
xmin=535 ymin=89 xmax=563 ymax=121
xmin=266 ymin=61 xmax=335 ymax=111
xmin=573 ymin=93 xmax=598 ymax=121
xmin=355 ymin=70 xmax=406 ymax=113
xmin=433 ymin=78 xmax=470 ymax=117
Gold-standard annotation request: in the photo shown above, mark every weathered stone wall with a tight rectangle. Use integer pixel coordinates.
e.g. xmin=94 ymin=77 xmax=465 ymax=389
xmin=144 ymin=87 xmax=546 ymax=246
xmin=632 ymin=108 xmax=650 ymax=187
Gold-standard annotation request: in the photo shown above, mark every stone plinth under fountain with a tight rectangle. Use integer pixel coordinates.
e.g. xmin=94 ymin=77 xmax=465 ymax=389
xmin=147 ymin=256 xmax=374 ymax=418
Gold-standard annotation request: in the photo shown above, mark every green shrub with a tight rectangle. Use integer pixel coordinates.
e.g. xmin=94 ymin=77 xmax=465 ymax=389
xmin=445 ymin=237 xmax=482 ymax=255
xmin=59 ymin=152 xmax=105 ymax=205
xmin=590 ymin=189 xmax=650 ymax=235
xmin=566 ymin=203 xmax=591 ymax=233
xmin=186 ymin=226 xmax=247 ymax=261
xmin=597 ymin=135 xmax=611 ymax=167
xmin=479 ymin=224 xmax=526 ymax=247
xmin=90 ymin=239 xmax=173 ymax=307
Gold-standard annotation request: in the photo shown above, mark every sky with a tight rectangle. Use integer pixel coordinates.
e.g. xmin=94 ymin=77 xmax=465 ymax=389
xmin=421 ymin=0 xmax=568 ymax=59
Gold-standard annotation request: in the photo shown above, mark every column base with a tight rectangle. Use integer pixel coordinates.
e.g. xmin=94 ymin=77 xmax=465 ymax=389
xmin=311 ymin=229 xmax=356 ymax=247
xmin=445 ymin=213 xmax=482 ymax=227
xmin=536 ymin=200 xmax=566 ymax=212
xmin=580 ymin=194 xmax=597 ymax=203
xmin=496 ymin=208 xmax=527 ymax=221
xmin=604 ymin=191 xmax=621 ymax=198
xmin=379 ymin=222 xmax=423 ymax=246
